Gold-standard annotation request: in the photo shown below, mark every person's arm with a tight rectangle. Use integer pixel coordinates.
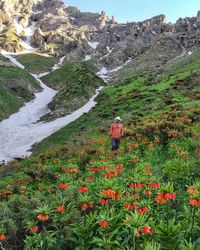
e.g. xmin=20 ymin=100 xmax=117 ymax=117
xmin=121 ymin=125 xmax=125 ymax=137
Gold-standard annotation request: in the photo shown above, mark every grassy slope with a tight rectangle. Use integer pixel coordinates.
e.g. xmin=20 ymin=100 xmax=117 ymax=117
xmin=16 ymin=54 xmax=58 ymax=74
xmin=32 ymin=50 xmax=200 ymax=153
xmin=0 ymin=66 xmax=41 ymax=121
xmin=0 ymin=50 xmax=200 ymax=250
xmin=40 ymin=62 xmax=104 ymax=120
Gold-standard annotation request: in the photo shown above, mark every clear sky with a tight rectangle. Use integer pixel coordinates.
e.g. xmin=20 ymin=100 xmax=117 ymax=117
xmin=65 ymin=0 xmax=200 ymax=24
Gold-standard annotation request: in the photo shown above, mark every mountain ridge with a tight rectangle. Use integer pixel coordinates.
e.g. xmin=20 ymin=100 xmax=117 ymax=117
xmin=1 ymin=0 xmax=200 ymax=83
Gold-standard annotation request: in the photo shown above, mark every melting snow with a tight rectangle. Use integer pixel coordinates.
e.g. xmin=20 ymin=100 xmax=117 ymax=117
xmin=1 ymin=50 xmax=25 ymax=69
xmin=32 ymin=10 xmax=43 ymax=14
xmin=100 ymin=47 xmax=113 ymax=60
xmin=13 ymin=15 xmax=37 ymax=52
xmin=20 ymin=22 xmax=37 ymax=52
xmin=106 ymin=46 xmax=112 ymax=53
xmin=88 ymin=41 xmax=99 ymax=49
xmin=0 ymin=53 xmax=103 ymax=162
xmin=83 ymin=55 xmax=92 ymax=61
xmin=51 ymin=56 xmax=66 ymax=71
xmin=0 ymin=85 xmax=103 ymax=163
xmin=13 ymin=15 xmax=24 ymax=35
xmin=97 ymin=67 xmax=110 ymax=82
xmin=110 ymin=59 xmax=132 ymax=73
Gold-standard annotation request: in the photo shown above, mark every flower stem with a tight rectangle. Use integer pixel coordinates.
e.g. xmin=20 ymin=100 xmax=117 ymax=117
xmin=191 ymin=206 xmax=196 ymax=234
xmin=166 ymin=201 xmax=169 ymax=226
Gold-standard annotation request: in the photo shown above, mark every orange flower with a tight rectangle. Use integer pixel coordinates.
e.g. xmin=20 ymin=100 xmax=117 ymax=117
xmin=79 ymin=186 xmax=89 ymax=192
xmin=189 ymin=199 xmax=200 ymax=207
xmin=124 ymin=202 xmax=137 ymax=210
xmin=70 ymin=168 xmax=79 ymax=173
xmin=81 ymin=203 xmax=88 ymax=210
xmin=182 ymin=154 xmax=189 ymax=158
xmin=0 ymin=234 xmax=6 ymax=241
xmin=130 ymin=158 xmax=137 ymax=163
xmin=102 ymin=189 xmax=116 ymax=199
xmin=31 ymin=225 xmax=39 ymax=233
xmin=99 ymin=221 xmax=109 ymax=227
xmin=88 ymin=203 xmax=94 ymax=209
xmin=141 ymin=226 xmax=154 ymax=235
xmin=184 ymin=129 xmax=190 ymax=133
xmin=130 ymin=183 xmax=143 ymax=189
xmin=145 ymin=170 xmax=152 ymax=176
xmin=150 ymin=182 xmax=160 ymax=188
xmin=154 ymin=193 xmax=166 ymax=204
xmin=124 ymin=203 xmax=132 ymax=210
xmin=58 ymin=183 xmax=69 ymax=189
xmin=165 ymin=193 xmax=176 ymax=200
xmin=37 ymin=214 xmax=49 ymax=221
xmin=98 ymin=199 xmax=109 ymax=206
xmin=57 ymin=205 xmax=65 ymax=213
xmin=143 ymin=190 xmax=152 ymax=195
xmin=187 ymin=188 xmax=199 ymax=195
xmin=91 ymin=167 xmax=101 ymax=173
xmin=137 ymin=207 xmax=149 ymax=214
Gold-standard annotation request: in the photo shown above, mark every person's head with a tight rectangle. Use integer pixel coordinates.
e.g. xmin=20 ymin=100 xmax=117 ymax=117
xmin=115 ymin=116 xmax=122 ymax=123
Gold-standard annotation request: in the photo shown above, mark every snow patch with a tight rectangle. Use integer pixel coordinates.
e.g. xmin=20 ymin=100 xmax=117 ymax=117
xmin=83 ymin=55 xmax=92 ymax=61
xmin=13 ymin=15 xmax=24 ymax=35
xmin=1 ymin=50 xmax=25 ymax=69
xmin=0 ymin=87 xmax=103 ymax=163
xmin=97 ymin=67 xmax=110 ymax=82
xmin=13 ymin=15 xmax=37 ymax=52
xmin=100 ymin=47 xmax=113 ymax=60
xmin=151 ymin=31 xmax=157 ymax=35
xmin=0 ymin=53 xmax=103 ymax=162
xmin=110 ymin=59 xmax=132 ymax=73
xmin=20 ymin=22 xmax=37 ymax=52
xmin=88 ymin=41 xmax=99 ymax=49
xmin=32 ymin=10 xmax=43 ymax=14
xmin=51 ymin=56 xmax=66 ymax=71
xmin=106 ymin=46 xmax=112 ymax=53
xmin=187 ymin=51 xmax=192 ymax=55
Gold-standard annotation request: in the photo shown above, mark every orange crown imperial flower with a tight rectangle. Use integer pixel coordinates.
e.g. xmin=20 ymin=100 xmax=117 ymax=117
xmin=189 ymin=199 xmax=200 ymax=207
xmin=57 ymin=205 xmax=65 ymax=213
xmin=31 ymin=225 xmax=39 ymax=233
xmin=0 ymin=234 xmax=6 ymax=241
xmin=78 ymin=186 xmax=89 ymax=192
xmin=37 ymin=214 xmax=49 ymax=221
xmin=99 ymin=221 xmax=109 ymax=227
xmin=141 ymin=226 xmax=154 ymax=235
xmin=58 ymin=183 xmax=69 ymax=189
xmin=187 ymin=188 xmax=199 ymax=195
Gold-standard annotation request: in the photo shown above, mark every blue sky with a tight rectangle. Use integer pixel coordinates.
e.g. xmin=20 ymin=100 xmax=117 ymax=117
xmin=65 ymin=0 xmax=200 ymax=23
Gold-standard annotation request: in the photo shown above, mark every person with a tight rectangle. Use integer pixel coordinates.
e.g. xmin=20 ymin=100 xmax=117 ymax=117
xmin=110 ymin=116 xmax=124 ymax=151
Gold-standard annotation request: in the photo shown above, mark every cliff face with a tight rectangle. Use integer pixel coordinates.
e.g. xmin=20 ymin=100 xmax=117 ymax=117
xmin=1 ymin=0 xmax=200 ymax=79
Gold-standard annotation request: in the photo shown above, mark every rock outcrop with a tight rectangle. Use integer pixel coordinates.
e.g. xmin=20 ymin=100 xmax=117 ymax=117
xmin=1 ymin=0 xmax=200 ymax=80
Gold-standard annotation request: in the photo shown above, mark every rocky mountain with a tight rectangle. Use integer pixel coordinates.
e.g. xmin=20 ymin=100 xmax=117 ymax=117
xmin=1 ymin=0 xmax=200 ymax=81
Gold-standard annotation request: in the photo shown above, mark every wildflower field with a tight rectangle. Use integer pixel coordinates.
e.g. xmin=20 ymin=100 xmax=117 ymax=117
xmin=0 ymin=108 xmax=199 ymax=250
xmin=1 ymin=50 xmax=200 ymax=250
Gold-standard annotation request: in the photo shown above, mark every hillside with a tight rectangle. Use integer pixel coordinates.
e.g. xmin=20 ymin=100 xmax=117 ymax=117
xmin=0 ymin=46 xmax=199 ymax=249
xmin=32 ymin=49 xmax=200 ymax=153
xmin=40 ymin=62 xmax=104 ymax=120
xmin=0 ymin=0 xmax=200 ymax=248
xmin=0 ymin=92 xmax=199 ymax=249
xmin=0 ymin=63 xmax=42 ymax=121
xmin=16 ymin=53 xmax=58 ymax=74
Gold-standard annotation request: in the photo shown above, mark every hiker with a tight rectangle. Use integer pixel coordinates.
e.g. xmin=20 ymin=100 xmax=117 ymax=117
xmin=110 ymin=116 xmax=124 ymax=151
